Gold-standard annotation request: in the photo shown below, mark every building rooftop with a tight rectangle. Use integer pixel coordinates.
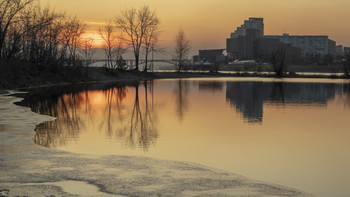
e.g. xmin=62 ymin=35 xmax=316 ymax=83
xmin=264 ymin=34 xmax=328 ymax=38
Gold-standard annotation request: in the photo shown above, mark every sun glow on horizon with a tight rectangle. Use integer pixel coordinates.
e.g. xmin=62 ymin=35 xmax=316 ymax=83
xmin=81 ymin=31 xmax=105 ymax=48
xmin=80 ymin=20 xmax=176 ymax=51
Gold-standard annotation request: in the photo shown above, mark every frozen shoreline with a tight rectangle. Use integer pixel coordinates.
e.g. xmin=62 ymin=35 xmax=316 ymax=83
xmin=0 ymin=91 xmax=312 ymax=197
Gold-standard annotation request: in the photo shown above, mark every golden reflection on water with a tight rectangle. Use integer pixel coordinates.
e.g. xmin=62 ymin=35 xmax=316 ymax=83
xmin=28 ymin=79 xmax=350 ymax=197
xmin=34 ymin=82 xmax=158 ymax=152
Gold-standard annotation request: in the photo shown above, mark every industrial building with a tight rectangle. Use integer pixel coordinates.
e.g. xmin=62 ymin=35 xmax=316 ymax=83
xmin=193 ymin=49 xmax=227 ymax=65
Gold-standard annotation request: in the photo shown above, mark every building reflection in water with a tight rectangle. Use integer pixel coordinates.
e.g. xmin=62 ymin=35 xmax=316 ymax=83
xmin=198 ymin=82 xmax=223 ymax=92
xmin=342 ymin=83 xmax=350 ymax=107
xmin=226 ymin=81 xmax=344 ymax=123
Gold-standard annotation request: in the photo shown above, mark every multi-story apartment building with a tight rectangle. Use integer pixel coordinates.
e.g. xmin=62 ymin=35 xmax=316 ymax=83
xmin=336 ymin=45 xmax=343 ymax=55
xmin=265 ymin=34 xmax=334 ymax=56
xmin=227 ymin=18 xmax=338 ymax=61
xmin=344 ymin=47 xmax=350 ymax=55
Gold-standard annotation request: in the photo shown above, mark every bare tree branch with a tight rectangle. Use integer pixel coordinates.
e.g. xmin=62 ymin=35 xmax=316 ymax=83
xmin=270 ymin=45 xmax=287 ymax=77
xmin=142 ymin=15 xmax=160 ymax=72
xmin=61 ymin=16 xmax=86 ymax=66
xmin=0 ymin=0 xmax=34 ymax=58
xmin=99 ymin=20 xmax=126 ymax=70
xmin=174 ymin=28 xmax=191 ymax=72
xmin=116 ymin=5 xmax=159 ymax=71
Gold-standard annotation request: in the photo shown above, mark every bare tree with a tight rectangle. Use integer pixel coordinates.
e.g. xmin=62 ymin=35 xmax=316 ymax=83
xmin=0 ymin=0 xmax=34 ymax=59
xmin=81 ymin=37 xmax=95 ymax=77
xmin=116 ymin=6 xmax=159 ymax=71
xmin=174 ymin=28 xmax=191 ymax=72
xmin=81 ymin=37 xmax=95 ymax=67
xmin=142 ymin=17 xmax=160 ymax=72
xmin=99 ymin=21 xmax=115 ymax=69
xmin=270 ymin=46 xmax=287 ymax=77
xmin=99 ymin=21 xmax=125 ymax=70
xmin=61 ymin=16 xmax=85 ymax=66
xmin=6 ymin=4 xmax=61 ymax=61
xmin=2 ymin=20 xmax=22 ymax=59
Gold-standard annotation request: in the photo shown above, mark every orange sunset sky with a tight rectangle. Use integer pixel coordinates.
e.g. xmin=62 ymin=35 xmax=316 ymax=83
xmin=40 ymin=0 xmax=350 ymax=51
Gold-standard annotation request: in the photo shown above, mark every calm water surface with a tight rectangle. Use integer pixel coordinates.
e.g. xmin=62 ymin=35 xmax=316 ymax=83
xmin=23 ymin=78 xmax=350 ymax=197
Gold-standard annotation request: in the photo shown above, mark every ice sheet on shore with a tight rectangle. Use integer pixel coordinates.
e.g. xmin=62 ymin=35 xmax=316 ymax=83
xmin=0 ymin=92 xmax=312 ymax=197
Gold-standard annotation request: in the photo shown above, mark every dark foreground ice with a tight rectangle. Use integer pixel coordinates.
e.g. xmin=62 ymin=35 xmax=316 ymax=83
xmin=0 ymin=91 xmax=312 ymax=197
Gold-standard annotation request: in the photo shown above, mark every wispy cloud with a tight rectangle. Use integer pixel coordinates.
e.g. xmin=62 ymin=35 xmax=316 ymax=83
xmin=84 ymin=21 xmax=108 ymax=26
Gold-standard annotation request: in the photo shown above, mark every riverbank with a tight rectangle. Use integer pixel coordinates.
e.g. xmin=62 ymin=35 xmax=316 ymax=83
xmin=0 ymin=92 xmax=312 ymax=196
xmin=0 ymin=61 xmax=88 ymax=89
xmin=1 ymin=63 xmax=349 ymax=90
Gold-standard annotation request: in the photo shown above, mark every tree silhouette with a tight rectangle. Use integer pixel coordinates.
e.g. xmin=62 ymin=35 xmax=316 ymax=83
xmin=0 ymin=0 xmax=34 ymax=59
xmin=174 ymin=28 xmax=191 ymax=72
xmin=142 ymin=18 xmax=160 ymax=72
xmin=270 ymin=46 xmax=287 ymax=77
xmin=99 ymin=20 xmax=126 ymax=70
xmin=116 ymin=6 xmax=159 ymax=71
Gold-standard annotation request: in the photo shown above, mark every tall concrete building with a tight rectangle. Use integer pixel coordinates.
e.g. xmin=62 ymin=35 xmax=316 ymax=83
xmin=230 ymin=17 xmax=264 ymax=38
xmin=227 ymin=18 xmax=338 ymax=61
xmin=227 ymin=28 xmax=301 ymax=62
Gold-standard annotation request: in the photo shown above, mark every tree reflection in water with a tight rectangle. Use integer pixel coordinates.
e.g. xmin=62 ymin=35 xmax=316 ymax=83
xmin=128 ymin=81 xmax=158 ymax=150
xmin=175 ymin=80 xmax=189 ymax=121
xmin=33 ymin=92 xmax=84 ymax=148
xmin=28 ymin=81 xmax=158 ymax=151
xmin=102 ymin=86 xmax=127 ymax=137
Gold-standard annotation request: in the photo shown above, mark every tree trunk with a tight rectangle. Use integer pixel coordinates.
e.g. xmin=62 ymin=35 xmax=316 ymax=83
xmin=343 ymin=63 xmax=349 ymax=78
xmin=144 ymin=54 xmax=148 ymax=72
xmin=177 ymin=62 xmax=182 ymax=72
xmin=135 ymin=54 xmax=139 ymax=71
xmin=0 ymin=36 xmax=4 ymax=59
xmin=144 ymin=48 xmax=150 ymax=72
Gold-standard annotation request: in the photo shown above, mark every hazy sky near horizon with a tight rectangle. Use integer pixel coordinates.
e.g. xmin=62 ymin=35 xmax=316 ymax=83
xmin=40 ymin=0 xmax=350 ymax=51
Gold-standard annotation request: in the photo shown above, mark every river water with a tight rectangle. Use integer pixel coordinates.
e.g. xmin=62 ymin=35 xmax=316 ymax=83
xmin=19 ymin=77 xmax=350 ymax=197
